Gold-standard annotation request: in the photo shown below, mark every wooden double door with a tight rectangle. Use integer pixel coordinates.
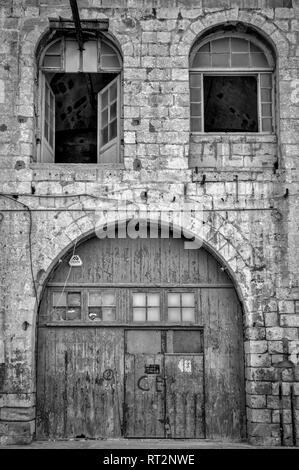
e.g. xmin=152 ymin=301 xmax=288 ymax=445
xmin=37 ymin=235 xmax=245 ymax=441
xmin=36 ymin=327 xmax=204 ymax=439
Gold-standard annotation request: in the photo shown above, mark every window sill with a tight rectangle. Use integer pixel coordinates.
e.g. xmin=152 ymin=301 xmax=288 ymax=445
xmin=31 ymin=162 xmax=125 ymax=170
xmin=191 ymin=132 xmax=276 ymax=140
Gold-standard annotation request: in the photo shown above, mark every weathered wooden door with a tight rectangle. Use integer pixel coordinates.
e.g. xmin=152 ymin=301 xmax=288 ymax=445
xmin=37 ymin=233 xmax=245 ymax=441
xmin=124 ymin=330 xmax=165 ymax=438
xmin=124 ymin=329 xmax=205 ymax=438
xmin=36 ymin=327 xmax=123 ymax=439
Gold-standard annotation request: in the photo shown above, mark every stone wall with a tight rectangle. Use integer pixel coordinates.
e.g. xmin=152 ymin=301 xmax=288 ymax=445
xmin=0 ymin=0 xmax=299 ymax=446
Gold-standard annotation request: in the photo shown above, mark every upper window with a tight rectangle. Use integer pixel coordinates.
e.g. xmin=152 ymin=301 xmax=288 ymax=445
xmin=38 ymin=36 xmax=122 ymax=164
xmin=189 ymin=33 xmax=275 ymax=134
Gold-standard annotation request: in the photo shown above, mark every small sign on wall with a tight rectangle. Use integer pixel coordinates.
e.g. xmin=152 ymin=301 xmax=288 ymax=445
xmin=69 ymin=255 xmax=83 ymax=267
xmin=178 ymin=359 xmax=192 ymax=373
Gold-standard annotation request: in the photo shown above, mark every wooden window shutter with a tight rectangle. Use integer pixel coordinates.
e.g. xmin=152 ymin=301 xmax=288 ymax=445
xmin=41 ymin=75 xmax=55 ymax=163
xmin=98 ymin=75 xmax=120 ymax=163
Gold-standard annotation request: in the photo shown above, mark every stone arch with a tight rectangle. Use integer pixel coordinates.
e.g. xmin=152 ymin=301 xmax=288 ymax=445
xmin=36 ymin=207 xmax=254 ymax=319
xmin=185 ymin=10 xmax=289 ymax=59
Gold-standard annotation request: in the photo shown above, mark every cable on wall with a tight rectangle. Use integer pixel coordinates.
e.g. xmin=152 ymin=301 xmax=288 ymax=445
xmin=0 ymin=194 xmax=38 ymax=307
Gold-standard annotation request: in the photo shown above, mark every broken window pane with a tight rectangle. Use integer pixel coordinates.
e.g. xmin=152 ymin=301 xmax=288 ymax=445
xmin=204 ymin=75 xmax=258 ymax=132
xmin=88 ymin=307 xmax=102 ymax=321
xmin=102 ymin=307 xmax=116 ymax=321
xmin=67 ymin=292 xmax=81 ymax=306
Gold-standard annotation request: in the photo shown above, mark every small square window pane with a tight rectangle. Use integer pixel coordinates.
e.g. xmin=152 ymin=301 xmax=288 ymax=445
xmin=66 ymin=307 xmax=80 ymax=321
xmin=67 ymin=292 xmax=81 ymax=306
xmin=110 ymin=82 xmax=117 ymax=102
xmin=261 ymin=103 xmax=272 ymax=117
xmin=211 ymin=53 xmax=230 ymax=67
xmin=102 ymin=90 xmax=108 ymax=108
xmin=251 ymin=53 xmax=268 ymax=68
xmin=102 ymin=292 xmax=115 ymax=306
xmin=168 ymin=308 xmax=181 ymax=322
xmin=211 ymin=38 xmax=229 ymax=53
xmin=147 ymin=307 xmax=160 ymax=321
xmin=102 ymin=307 xmax=116 ymax=321
xmin=109 ymin=119 xmax=117 ymax=140
xmin=262 ymin=118 xmax=272 ymax=132
xmin=182 ymin=293 xmax=195 ymax=307
xmin=102 ymin=54 xmax=120 ymax=69
xmin=133 ymin=293 xmax=146 ymax=306
xmin=231 ymin=38 xmax=249 ymax=52
xmin=190 ymin=73 xmax=202 ymax=88
xmin=110 ymin=101 xmax=117 ymax=120
xmin=133 ymin=307 xmax=146 ymax=322
xmin=43 ymin=55 xmax=61 ymax=68
xmin=102 ymin=109 xmax=108 ymax=127
xmin=168 ymin=293 xmax=181 ymax=307
xmin=261 ymin=89 xmax=272 ymax=102
xmin=190 ymin=87 xmax=201 ymax=102
xmin=102 ymin=126 xmax=108 ymax=145
xmin=147 ymin=293 xmax=160 ymax=306
xmin=193 ymin=53 xmax=210 ymax=67
xmin=231 ymin=53 xmax=250 ymax=67
xmin=89 ymin=307 xmax=102 ymax=321
xmin=53 ymin=292 xmax=66 ymax=307
xmin=52 ymin=307 xmax=65 ymax=321
xmin=182 ymin=308 xmax=195 ymax=322
xmin=260 ymin=74 xmax=272 ymax=87
xmin=191 ymin=118 xmax=202 ymax=132
xmin=191 ymin=103 xmax=202 ymax=117
xmin=89 ymin=292 xmax=102 ymax=307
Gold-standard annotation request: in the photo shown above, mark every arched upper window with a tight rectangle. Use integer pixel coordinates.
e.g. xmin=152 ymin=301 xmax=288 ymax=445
xmin=189 ymin=31 xmax=275 ymax=134
xmin=38 ymin=35 xmax=122 ymax=164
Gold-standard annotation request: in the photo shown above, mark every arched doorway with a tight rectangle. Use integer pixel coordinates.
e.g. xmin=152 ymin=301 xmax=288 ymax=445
xmin=36 ymin=230 xmax=246 ymax=441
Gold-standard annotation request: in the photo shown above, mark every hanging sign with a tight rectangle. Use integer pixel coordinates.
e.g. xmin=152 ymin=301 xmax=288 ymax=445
xmin=69 ymin=254 xmax=83 ymax=267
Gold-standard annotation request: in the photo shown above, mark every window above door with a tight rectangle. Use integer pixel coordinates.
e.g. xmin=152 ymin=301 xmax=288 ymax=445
xmin=38 ymin=36 xmax=122 ymax=164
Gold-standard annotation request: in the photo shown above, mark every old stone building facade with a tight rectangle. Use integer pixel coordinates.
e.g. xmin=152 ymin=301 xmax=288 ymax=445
xmin=1 ymin=0 xmax=299 ymax=446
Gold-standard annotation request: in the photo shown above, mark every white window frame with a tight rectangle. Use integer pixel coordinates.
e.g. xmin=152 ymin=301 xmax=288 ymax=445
xmin=37 ymin=36 xmax=122 ymax=164
xmin=189 ymin=32 xmax=275 ymax=135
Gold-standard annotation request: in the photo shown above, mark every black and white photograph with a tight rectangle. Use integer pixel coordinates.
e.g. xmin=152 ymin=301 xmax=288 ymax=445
xmin=0 ymin=0 xmax=298 ymax=462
